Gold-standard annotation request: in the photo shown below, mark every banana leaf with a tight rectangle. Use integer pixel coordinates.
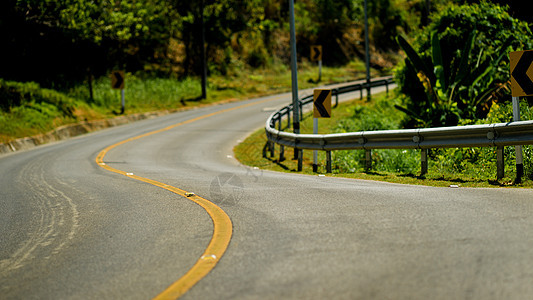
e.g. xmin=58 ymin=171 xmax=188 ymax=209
xmin=451 ymin=30 xmax=476 ymax=88
xmin=468 ymin=37 xmax=513 ymax=100
xmin=397 ymin=35 xmax=436 ymax=86
xmin=431 ymin=31 xmax=447 ymax=93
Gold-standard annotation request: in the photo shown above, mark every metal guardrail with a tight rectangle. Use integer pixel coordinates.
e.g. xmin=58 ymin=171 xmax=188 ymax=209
xmin=265 ymin=78 xmax=533 ymax=179
xmin=267 ymin=78 xmax=394 ymax=133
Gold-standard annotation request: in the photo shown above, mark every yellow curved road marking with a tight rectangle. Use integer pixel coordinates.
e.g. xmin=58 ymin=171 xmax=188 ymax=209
xmin=95 ymin=97 xmax=282 ymax=299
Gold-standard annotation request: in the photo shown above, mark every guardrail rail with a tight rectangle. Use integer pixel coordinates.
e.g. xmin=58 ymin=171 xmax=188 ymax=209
xmin=265 ymin=78 xmax=533 ymax=180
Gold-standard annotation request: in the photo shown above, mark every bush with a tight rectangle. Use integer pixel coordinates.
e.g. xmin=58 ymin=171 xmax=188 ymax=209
xmin=0 ymin=79 xmax=75 ymax=117
xmin=394 ymin=1 xmax=533 ymax=128
xmin=429 ymin=99 xmax=533 ymax=181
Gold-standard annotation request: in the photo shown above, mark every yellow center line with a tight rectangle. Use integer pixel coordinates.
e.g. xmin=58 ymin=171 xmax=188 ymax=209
xmin=95 ymin=95 xmax=286 ymax=299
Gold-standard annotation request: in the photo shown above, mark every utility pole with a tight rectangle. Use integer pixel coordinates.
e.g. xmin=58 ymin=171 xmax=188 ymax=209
xmin=289 ymin=0 xmax=300 ymax=159
xmin=364 ymin=0 xmax=371 ymax=101
xmin=200 ymin=0 xmax=207 ymax=99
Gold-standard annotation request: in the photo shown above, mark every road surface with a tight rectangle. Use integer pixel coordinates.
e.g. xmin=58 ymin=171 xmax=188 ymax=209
xmin=2 ymin=81 xmax=533 ymax=299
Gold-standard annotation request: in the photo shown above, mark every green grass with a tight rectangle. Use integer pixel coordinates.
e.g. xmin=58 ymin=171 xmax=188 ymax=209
xmin=1 ymin=59 xmax=380 ymax=143
xmin=234 ymin=92 xmax=533 ymax=188
xmin=70 ymin=60 xmax=375 ymax=115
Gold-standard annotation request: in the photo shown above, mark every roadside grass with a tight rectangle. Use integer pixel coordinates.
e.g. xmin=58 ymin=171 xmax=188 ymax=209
xmin=1 ymin=60 xmax=377 ymax=143
xmin=234 ymin=92 xmax=533 ymax=188
xmin=0 ymin=79 xmax=96 ymax=142
xmin=69 ymin=60 xmax=373 ymax=115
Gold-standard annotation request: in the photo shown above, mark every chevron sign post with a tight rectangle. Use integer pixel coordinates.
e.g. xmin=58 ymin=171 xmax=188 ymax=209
xmin=111 ymin=70 xmax=126 ymax=114
xmin=312 ymin=89 xmax=332 ymax=172
xmin=509 ymin=50 xmax=530 ymax=180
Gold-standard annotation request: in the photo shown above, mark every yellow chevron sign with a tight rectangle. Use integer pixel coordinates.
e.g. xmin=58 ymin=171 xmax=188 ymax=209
xmin=111 ymin=70 xmax=125 ymax=90
xmin=313 ymin=89 xmax=331 ymax=118
xmin=510 ymin=50 xmax=533 ymax=97
xmin=311 ymin=45 xmax=322 ymax=62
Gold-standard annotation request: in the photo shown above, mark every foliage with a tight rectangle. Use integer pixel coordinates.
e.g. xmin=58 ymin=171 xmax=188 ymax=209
xmin=297 ymin=0 xmax=362 ymax=65
xmin=394 ymin=1 xmax=533 ymax=128
xmin=0 ymin=0 xmax=424 ymax=89
xmin=0 ymin=0 xmax=180 ymax=87
xmin=15 ymin=0 xmax=174 ymax=44
xmin=430 ymin=100 xmax=533 ymax=180
xmin=0 ymin=79 xmax=80 ymax=140
xmin=368 ymin=0 xmax=413 ymax=51
xmin=176 ymin=1 xmax=252 ymax=76
xmin=395 ymin=30 xmax=511 ymax=127
xmin=0 ymin=79 xmax=75 ymax=117
xmin=334 ymin=97 xmax=401 ymax=133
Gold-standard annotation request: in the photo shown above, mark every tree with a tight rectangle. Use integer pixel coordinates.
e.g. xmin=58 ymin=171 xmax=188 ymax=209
xmin=175 ymin=0 xmax=250 ymax=76
xmin=0 ymin=0 xmax=179 ymax=87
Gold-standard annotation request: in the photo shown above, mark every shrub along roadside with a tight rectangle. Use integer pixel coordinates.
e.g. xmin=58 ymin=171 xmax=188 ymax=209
xmin=234 ymin=91 xmax=533 ymax=187
xmin=0 ymin=79 xmax=81 ymax=141
xmin=393 ymin=1 xmax=533 ymax=129
xmin=0 ymin=59 xmax=376 ymax=144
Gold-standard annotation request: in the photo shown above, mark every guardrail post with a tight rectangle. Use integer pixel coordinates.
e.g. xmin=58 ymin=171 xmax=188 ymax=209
xmin=279 ymin=145 xmax=285 ymax=162
xmin=293 ymin=106 xmax=299 ymax=160
xmin=287 ymin=110 xmax=291 ymax=130
xmin=298 ymin=149 xmax=303 ymax=171
xmin=421 ymin=149 xmax=428 ymax=176
xmin=360 ymin=88 xmax=363 ymax=100
xmin=365 ymin=149 xmax=372 ymax=170
xmin=497 ymin=146 xmax=504 ymax=180
xmin=326 ymin=151 xmax=332 ymax=173
xmin=334 ymin=90 xmax=339 ymax=108
xmin=262 ymin=142 xmax=268 ymax=158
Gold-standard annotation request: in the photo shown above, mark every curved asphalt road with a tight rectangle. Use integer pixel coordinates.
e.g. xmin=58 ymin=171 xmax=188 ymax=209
xmin=2 ymin=81 xmax=533 ymax=299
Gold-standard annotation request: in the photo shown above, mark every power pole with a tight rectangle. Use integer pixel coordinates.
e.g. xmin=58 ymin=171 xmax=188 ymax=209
xmin=364 ymin=0 xmax=371 ymax=101
xmin=289 ymin=0 xmax=300 ymax=159
xmin=200 ymin=0 xmax=207 ymax=99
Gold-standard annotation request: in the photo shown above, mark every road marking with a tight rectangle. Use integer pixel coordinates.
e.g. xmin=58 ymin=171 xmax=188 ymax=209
xmin=95 ymin=96 xmax=284 ymax=299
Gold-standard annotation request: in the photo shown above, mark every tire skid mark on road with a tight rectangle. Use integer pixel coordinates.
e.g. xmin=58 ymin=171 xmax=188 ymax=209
xmin=95 ymin=96 xmax=281 ymax=299
xmin=0 ymin=155 xmax=79 ymax=275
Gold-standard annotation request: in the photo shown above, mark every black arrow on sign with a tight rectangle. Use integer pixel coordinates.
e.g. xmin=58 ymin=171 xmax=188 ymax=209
xmin=315 ymin=90 xmax=330 ymax=118
xmin=312 ymin=46 xmax=321 ymax=61
xmin=512 ymin=51 xmax=533 ymax=95
xmin=113 ymin=71 xmax=124 ymax=89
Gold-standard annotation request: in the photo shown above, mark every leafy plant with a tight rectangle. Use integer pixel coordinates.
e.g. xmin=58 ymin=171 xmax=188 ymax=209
xmin=0 ymin=79 xmax=75 ymax=117
xmin=394 ymin=1 xmax=533 ymax=128
xmin=396 ymin=30 xmax=512 ymax=127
